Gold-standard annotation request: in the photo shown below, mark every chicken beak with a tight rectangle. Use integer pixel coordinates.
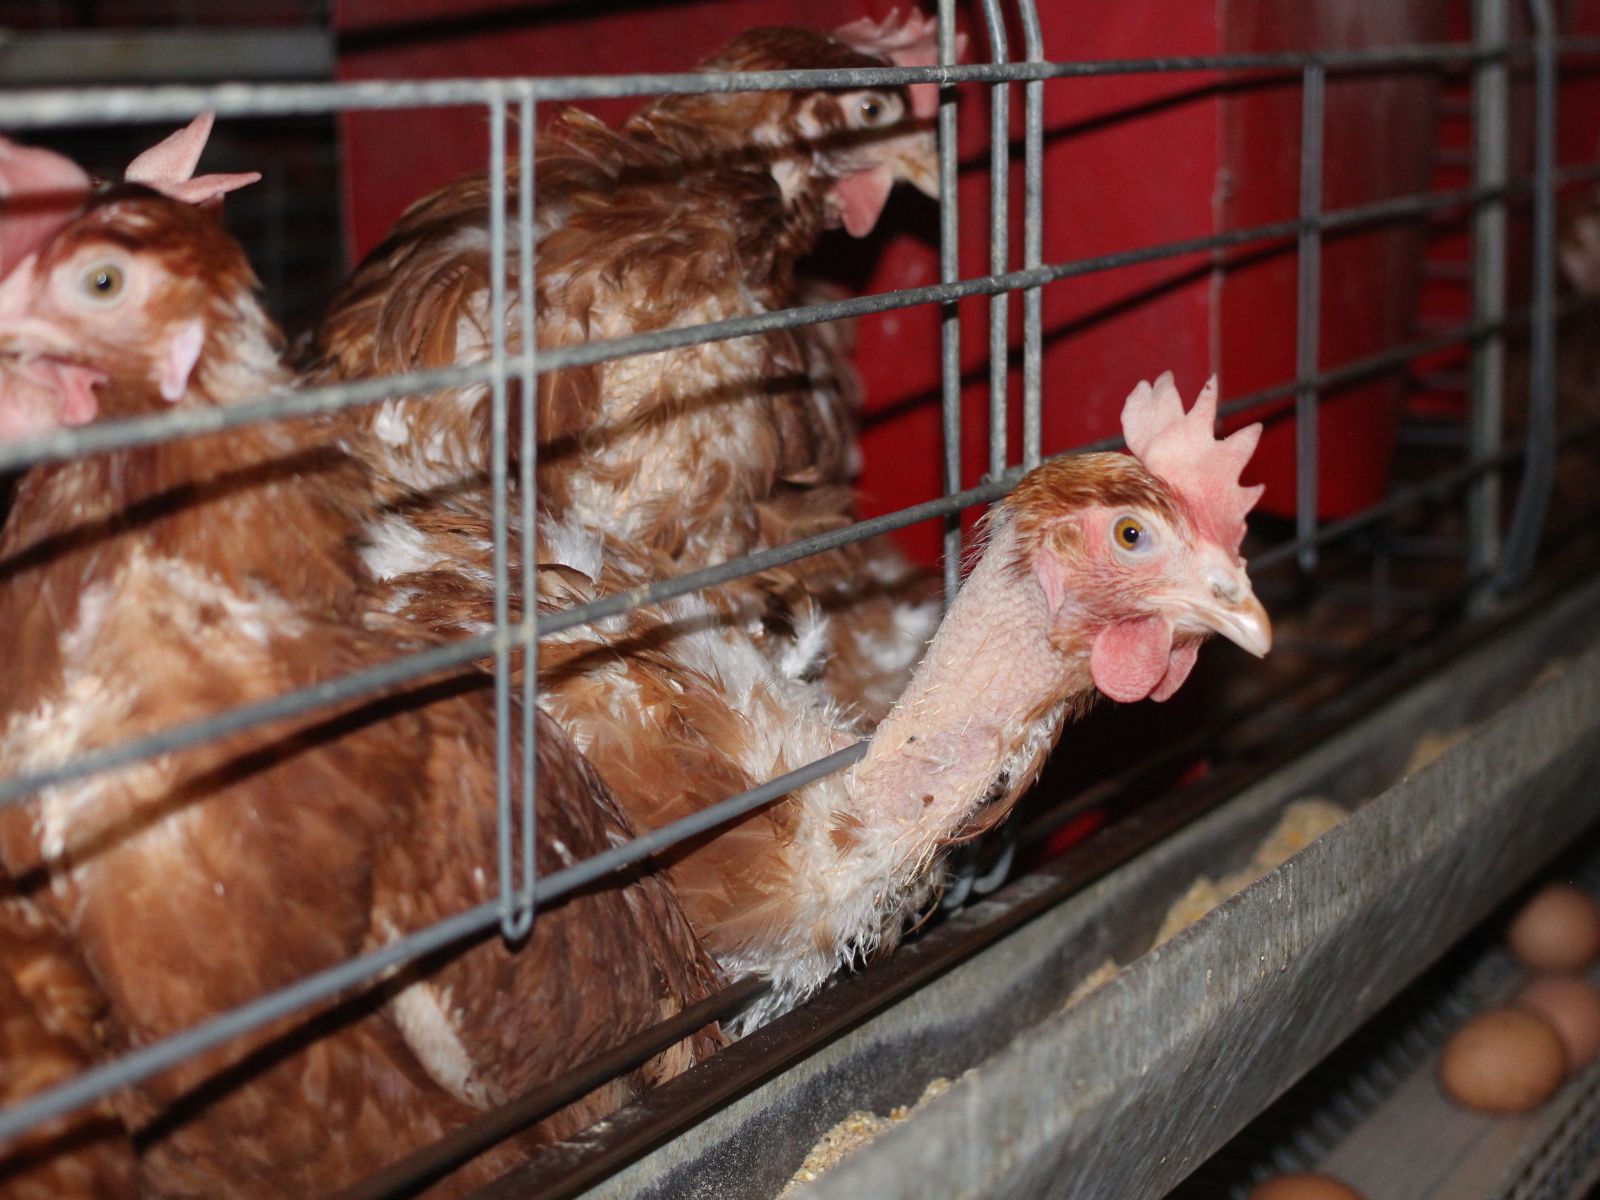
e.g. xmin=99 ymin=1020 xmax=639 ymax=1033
xmin=894 ymin=129 xmax=939 ymax=200
xmin=1193 ymin=586 xmax=1272 ymax=658
xmin=1181 ymin=552 xmax=1273 ymax=658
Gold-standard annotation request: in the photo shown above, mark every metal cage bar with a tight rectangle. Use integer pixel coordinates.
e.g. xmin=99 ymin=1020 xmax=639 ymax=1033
xmin=1469 ymin=0 xmax=1509 ymax=597
xmin=1296 ymin=62 xmax=1325 ymax=574
xmin=516 ymin=85 xmax=541 ymax=938
xmin=977 ymin=0 xmax=1011 ymax=482
xmin=1 ymin=15 xmax=1597 ymax=1184
xmin=3 ymin=40 xmax=1596 ymax=130
xmin=1497 ymin=0 xmax=1562 ymax=593
xmin=1018 ymin=0 xmax=1046 ymax=471
xmin=939 ymin=0 xmax=963 ymax=603
xmin=487 ymin=93 xmax=534 ymax=942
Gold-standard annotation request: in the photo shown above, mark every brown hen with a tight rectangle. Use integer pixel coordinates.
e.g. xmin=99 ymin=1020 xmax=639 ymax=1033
xmin=0 ymin=878 xmax=135 ymax=1200
xmin=307 ymin=16 xmax=944 ymax=724
xmin=0 ymin=188 xmax=721 ymax=1197
xmin=307 ymin=20 xmax=934 ymax=552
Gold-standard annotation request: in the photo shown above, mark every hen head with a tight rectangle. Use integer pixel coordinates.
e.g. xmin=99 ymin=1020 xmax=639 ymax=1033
xmin=0 ymin=188 xmax=266 ymax=435
xmin=1005 ymin=373 xmax=1272 ymax=704
xmin=651 ymin=13 xmax=941 ymax=238
xmin=0 ymin=114 xmax=259 ymax=440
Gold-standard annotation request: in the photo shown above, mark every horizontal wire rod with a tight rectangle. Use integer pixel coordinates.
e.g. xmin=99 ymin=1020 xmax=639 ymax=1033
xmin=6 ymin=163 xmax=1596 ymax=476
xmin=2 ymin=38 xmax=1598 ymax=127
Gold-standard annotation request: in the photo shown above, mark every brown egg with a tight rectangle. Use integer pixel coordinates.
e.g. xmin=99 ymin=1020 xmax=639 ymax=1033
xmin=1507 ymin=884 xmax=1600 ymax=971
xmin=1514 ymin=975 xmax=1600 ymax=1068
xmin=1247 ymin=1173 xmax=1366 ymax=1200
xmin=1437 ymin=1007 xmax=1567 ymax=1113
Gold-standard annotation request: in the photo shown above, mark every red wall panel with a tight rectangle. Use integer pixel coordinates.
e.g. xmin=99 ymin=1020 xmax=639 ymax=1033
xmin=1216 ymin=0 xmax=1447 ymax=520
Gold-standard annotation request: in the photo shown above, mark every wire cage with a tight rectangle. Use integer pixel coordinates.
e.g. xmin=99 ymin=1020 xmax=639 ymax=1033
xmin=1 ymin=0 xmax=1598 ymax=1196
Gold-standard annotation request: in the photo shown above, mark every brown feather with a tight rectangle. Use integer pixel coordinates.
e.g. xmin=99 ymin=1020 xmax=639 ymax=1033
xmin=0 ymin=878 xmax=136 ymax=1200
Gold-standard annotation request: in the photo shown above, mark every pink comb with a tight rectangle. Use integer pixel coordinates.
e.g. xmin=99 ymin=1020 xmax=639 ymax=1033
xmin=834 ymin=8 xmax=962 ymax=121
xmin=124 ymin=112 xmax=261 ymax=208
xmin=1121 ymin=372 xmax=1264 ymax=558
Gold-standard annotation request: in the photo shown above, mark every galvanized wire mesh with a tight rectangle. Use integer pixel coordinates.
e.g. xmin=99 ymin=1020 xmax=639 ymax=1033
xmin=0 ymin=1 xmax=1594 ymax=1190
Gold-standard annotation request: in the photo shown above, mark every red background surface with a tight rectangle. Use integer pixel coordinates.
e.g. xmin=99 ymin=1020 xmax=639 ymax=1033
xmin=333 ymin=0 xmax=1600 ymax=565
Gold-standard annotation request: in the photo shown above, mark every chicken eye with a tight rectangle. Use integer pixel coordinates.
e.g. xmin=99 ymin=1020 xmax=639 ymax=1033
xmin=854 ymin=92 xmax=900 ymax=128
xmin=1112 ymin=516 xmax=1148 ymax=554
xmin=81 ymin=263 xmax=126 ymax=304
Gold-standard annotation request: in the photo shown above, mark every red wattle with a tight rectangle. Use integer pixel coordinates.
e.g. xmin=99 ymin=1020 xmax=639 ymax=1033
xmin=1089 ymin=616 xmax=1174 ymax=703
xmin=835 ymin=166 xmax=894 ymax=238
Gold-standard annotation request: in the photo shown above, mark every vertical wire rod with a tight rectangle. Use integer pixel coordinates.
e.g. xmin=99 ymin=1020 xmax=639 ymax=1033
xmin=513 ymin=86 xmax=539 ymax=938
xmin=1295 ymin=62 xmax=1326 ymax=575
xmin=1495 ymin=0 xmax=1558 ymax=593
xmin=1469 ymin=0 xmax=1509 ymax=601
xmin=939 ymin=0 xmax=963 ymax=604
xmin=486 ymin=96 xmax=524 ymax=942
xmin=1018 ymin=0 xmax=1046 ymax=471
xmin=979 ymin=0 xmax=1011 ymax=483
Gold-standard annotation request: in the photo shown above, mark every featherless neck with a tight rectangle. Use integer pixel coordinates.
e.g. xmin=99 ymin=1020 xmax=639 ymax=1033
xmin=848 ymin=516 xmax=1091 ymax=854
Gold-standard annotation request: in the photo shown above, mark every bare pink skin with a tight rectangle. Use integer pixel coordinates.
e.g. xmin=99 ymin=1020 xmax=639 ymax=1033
xmin=835 ymin=168 xmax=897 ymax=237
xmin=0 ymin=356 xmax=105 ymax=437
xmin=1122 ymin=374 xmax=1262 ymax=553
xmin=840 ymin=375 xmax=1271 ymax=951
xmin=852 ymin=517 xmax=1076 ymax=832
xmin=1092 ymin=617 xmax=1191 ymax=702
xmin=122 ymin=112 xmax=260 ymax=207
xmin=1033 ymin=512 xmax=1213 ymax=705
xmin=0 ymin=138 xmax=91 ymax=280
xmin=853 ymin=470 xmax=1268 ymax=835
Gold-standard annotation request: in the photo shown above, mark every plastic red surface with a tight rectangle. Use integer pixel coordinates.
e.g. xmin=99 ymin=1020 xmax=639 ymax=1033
xmin=1216 ymin=2 xmax=1446 ymax=520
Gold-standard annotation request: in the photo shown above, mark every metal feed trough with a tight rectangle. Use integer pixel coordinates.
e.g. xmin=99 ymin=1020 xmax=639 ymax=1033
xmin=0 ymin=0 xmax=1597 ymax=1195
xmin=560 ymin=524 xmax=1600 ymax=1200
